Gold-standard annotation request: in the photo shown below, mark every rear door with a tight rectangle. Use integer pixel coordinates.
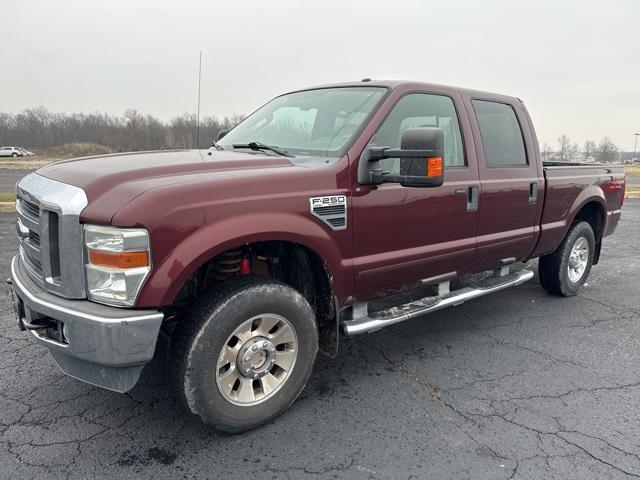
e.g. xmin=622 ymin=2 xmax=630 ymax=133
xmin=351 ymin=88 xmax=480 ymax=300
xmin=463 ymin=96 xmax=544 ymax=271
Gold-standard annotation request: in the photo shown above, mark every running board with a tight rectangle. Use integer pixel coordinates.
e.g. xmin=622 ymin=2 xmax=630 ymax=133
xmin=341 ymin=268 xmax=534 ymax=336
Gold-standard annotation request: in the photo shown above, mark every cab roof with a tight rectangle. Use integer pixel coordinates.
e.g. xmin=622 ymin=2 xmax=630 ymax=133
xmin=288 ymin=79 xmax=521 ymax=105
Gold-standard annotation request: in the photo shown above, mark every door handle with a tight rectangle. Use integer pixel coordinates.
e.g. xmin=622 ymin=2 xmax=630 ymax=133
xmin=467 ymin=185 xmax=479 ymax=212
xmin=529 ymin=182 xmax=538 ymax=204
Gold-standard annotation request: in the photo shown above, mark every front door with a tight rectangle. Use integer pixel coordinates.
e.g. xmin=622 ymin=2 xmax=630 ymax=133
xmin=351 ymin=89 xmax=480 ymax=300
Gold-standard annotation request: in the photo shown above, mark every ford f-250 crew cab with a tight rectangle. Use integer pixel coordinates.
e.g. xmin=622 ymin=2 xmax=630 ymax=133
xmin=8 ymin=80 xmax=626 ymax=432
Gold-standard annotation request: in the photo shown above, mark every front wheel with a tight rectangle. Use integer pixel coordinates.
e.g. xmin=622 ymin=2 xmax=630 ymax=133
xmin=172 ymin=275 xmax=318 ymax=432
xmin=539 ymin=221 xmax=595 ymax=296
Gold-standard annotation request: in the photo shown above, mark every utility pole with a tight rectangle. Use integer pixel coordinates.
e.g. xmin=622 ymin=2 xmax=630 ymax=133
xmin=196 ymin=51 xmax=202 ymax=149
xmin=633 ymin=133 xmax=640 ymax=164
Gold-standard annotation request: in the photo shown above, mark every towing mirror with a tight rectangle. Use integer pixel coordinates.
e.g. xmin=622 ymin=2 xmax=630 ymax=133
xmin=358 ymin=127 xmax=445 ymax=188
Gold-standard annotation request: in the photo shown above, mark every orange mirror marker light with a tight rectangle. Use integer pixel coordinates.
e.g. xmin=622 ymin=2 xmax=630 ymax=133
xmin=427 ymin=157 xmax=443 ymax=177
xmin=89 ymin=249 xmax=150 ymax=269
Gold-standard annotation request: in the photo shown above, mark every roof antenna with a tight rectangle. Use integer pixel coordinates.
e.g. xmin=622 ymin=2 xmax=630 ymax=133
xmin=361 ymin=78 xmax=371 ymax=82
xmin=196 ymin=50 xmax=202 ymax=149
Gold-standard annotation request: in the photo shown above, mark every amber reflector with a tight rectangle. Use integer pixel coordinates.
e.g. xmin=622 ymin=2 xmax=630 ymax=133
xmin=427 ymin=157 xmax=443 ymax=177
xmin=89 ymin=249 xmax=149 ymax=268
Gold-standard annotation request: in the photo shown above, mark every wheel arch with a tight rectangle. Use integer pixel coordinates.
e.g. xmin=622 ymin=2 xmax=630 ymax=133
xmin=570 ymin=198 xmax=606 ymax=265
xmin=572 ymin=200 xmax=606 ymax=239
xmin=159 ymin=234 xmax=341 ymax=356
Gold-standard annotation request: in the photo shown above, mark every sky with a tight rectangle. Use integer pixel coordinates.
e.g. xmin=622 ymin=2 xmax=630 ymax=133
xmin=2 ymin=0 xmax=639 ymax=150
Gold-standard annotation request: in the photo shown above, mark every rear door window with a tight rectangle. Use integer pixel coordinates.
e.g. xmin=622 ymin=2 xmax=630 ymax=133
xmin=472 ymin=100 xmax=527 ymax=167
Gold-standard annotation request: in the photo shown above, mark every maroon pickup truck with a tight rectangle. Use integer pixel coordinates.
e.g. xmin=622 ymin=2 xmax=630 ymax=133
xmin=9 ymin=80 xmax=626 ymax=432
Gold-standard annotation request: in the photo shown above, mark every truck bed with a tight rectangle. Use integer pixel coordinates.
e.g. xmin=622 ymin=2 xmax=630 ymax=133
xmin=531 ymin=163 xmax=625 ymax=258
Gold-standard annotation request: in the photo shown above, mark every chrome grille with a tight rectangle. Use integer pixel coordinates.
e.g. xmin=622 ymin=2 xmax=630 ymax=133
xmin=16 ymin=173 xmax=89 ymax=299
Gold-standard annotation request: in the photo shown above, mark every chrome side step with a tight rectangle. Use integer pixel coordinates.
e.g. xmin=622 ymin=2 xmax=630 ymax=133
xmin=341 ymin=268 xmax=534 ymax=336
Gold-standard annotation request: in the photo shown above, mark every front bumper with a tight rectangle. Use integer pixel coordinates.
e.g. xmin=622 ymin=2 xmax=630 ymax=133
xmin=9 ymin=255 xmax=164 ymax=392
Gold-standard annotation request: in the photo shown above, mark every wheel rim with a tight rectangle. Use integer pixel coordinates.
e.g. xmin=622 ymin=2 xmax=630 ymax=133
xmin=215 ymin=314 xmax=298 ymax=406
xmin=567 ymin=236 xmax=589 ymax=283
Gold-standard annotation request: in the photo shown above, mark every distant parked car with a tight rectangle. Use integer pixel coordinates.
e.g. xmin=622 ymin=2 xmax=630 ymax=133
xmin=0 ymin=146 xmax=24 ymax=157
xmin=18 ymin=148 xmax=34 ymax=156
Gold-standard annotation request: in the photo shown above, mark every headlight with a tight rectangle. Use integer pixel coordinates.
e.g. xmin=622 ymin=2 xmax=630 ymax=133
xmin=84 ymin=225 xmax=151 ymax=307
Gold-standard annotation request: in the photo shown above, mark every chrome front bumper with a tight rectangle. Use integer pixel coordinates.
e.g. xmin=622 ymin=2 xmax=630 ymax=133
xmin=9 ymin=255 xmax=164 ymax=392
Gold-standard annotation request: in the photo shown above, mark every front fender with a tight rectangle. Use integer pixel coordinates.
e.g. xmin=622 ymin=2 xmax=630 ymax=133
xmin=135 ymin=212 xmax=351 ymax=307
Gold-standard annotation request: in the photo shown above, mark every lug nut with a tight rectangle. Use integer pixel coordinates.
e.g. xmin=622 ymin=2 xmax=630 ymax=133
xmin=252 ymin=345 xmax=258 ymax=352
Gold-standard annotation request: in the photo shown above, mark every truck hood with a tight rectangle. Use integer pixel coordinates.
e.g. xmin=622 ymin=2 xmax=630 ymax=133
xmin=37 ymin=149 xmax=296 ymax=223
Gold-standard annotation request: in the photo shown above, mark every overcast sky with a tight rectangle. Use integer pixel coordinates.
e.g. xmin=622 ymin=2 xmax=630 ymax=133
xmin=2 ymin=0 xmax=639 ymax=149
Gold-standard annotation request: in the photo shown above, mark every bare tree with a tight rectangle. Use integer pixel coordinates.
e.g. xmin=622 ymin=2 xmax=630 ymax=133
xmin=0 ymin=107 xmax=244 ymax=153
xmin=595 ymin=137 xmax=618 ymax=163
xmin=582 ymin=140 xmax=596 ymax=162
xmin=541 ymin=142 xmax=553 ymax=162
xmin=557 ymin=135 xmax=578 ymax=162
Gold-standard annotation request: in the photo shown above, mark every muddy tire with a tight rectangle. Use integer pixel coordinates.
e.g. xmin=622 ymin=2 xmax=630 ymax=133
xmin=539 ymin=221 xmax=595 ymax=297
xmin=172 ymin=275 xmax=318 ymax=432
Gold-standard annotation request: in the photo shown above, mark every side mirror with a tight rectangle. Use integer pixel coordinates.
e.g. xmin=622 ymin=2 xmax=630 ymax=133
xmin=217 ymin=130 xmax=229 ymax=141
xmin=358 ymin=127 xmax=445 ymax=188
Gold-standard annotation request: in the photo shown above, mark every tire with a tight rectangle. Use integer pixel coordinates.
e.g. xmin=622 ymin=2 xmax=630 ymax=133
xmin=172 ymin=275 xmax=318 ymax=432
xmin=11 ymin=152 xmax=18 ymax=157
xmin=539 ymin=221 xmax=595 ymax=296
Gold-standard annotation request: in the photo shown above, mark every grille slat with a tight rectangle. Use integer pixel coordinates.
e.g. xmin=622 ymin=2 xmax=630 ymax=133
xmin=16 ymin=204 xmax=40 ymax=232
xmin=21 ymin=197 xmax=40 ymax=218
xmin=29 ymin=230 xmax=40 ymax=246
xmin=21 ymin=244 xmax=43 ymax=277
xmin=24 ymin=250 xmax=42 ymax=271
xmin=20 ymin=236 xmax=44 ymax=280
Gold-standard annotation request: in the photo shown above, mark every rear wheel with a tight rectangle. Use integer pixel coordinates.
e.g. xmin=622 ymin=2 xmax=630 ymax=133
xmin=172 ymin=275 xmax=318 ymax=432
xmin=539 ymin=221 xmax=595 ymax=296
xmin=11 ymin=152 xmax=18 ymax=157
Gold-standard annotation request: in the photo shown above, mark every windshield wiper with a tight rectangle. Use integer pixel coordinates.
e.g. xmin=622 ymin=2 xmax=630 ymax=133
xmin=232 ymin=142 xmax=293 ymax=157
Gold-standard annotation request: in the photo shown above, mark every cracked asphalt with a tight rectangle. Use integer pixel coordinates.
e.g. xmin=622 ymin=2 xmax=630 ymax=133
xmin=1 ymin=200 xmax=639 ymax=480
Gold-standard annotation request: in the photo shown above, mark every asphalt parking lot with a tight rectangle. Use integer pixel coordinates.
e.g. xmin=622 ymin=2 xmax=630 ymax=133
xmin=0 ymin=169 xmax=31 ymax=194
xmin=1 ymin=201 xmax=639 ymax=480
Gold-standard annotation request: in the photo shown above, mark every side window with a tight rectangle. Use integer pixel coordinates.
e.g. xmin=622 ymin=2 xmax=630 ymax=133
xmin=472 ymin=100 xmax=527 ymax=167
xmin=369 ymin=93 xmax=465 ymax=174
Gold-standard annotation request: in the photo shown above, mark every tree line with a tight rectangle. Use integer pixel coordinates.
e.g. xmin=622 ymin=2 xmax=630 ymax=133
xmin=0 ymin=107 xmax=630 ymax=164
xmin=541 ymin=135 xmax=622 ymax=163
xmin=0 ymin=107 xmax=244 ymax=154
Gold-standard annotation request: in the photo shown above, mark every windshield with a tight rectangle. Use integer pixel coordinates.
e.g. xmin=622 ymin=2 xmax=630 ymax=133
xmin=218 ymin=87 xmax=387 ymax=157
